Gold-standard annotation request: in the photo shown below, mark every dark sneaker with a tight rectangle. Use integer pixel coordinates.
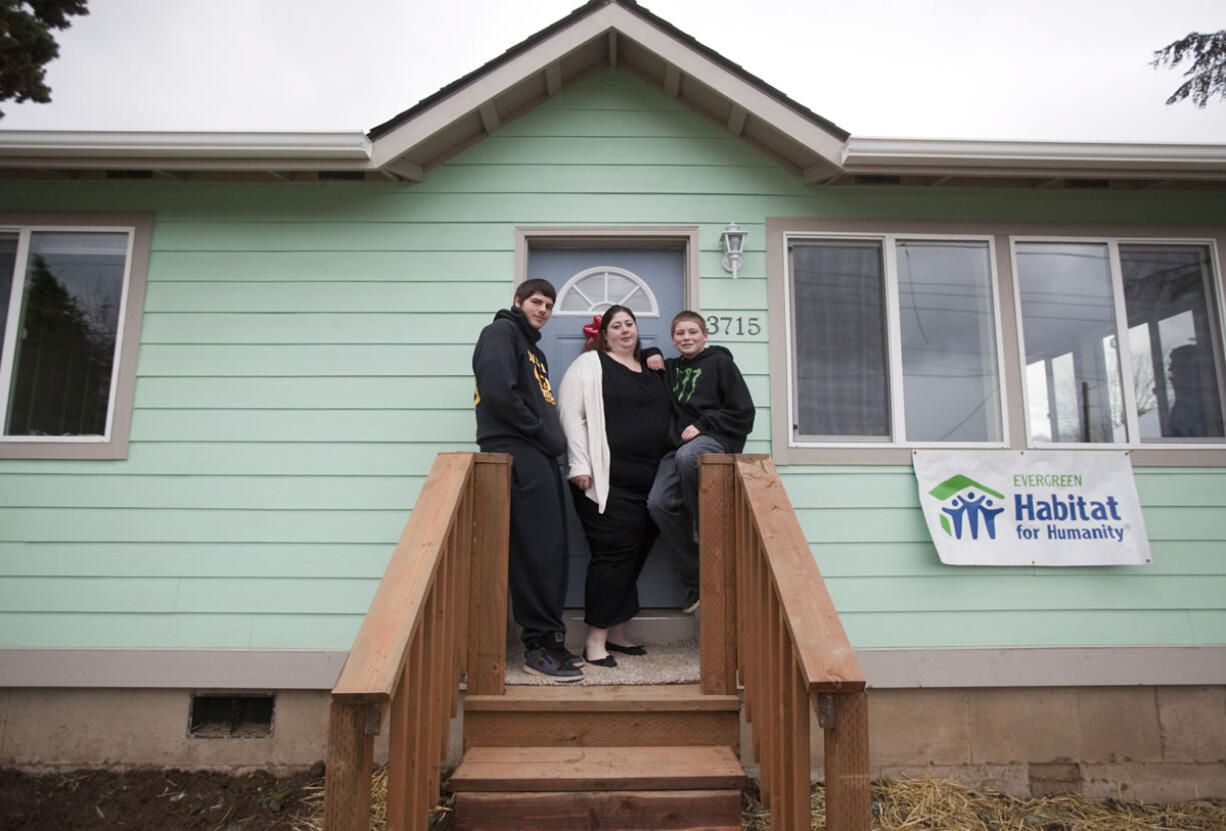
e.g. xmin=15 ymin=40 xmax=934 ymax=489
xmin=546 ymin=631 xmax=584 ymax=666
xmin=551 ymin=646 xmax=584 ymax=667
xmin=681 ymin=590 xmax=700 ymax=614
xmin=524 ymin=646 xmax=584 ymax=682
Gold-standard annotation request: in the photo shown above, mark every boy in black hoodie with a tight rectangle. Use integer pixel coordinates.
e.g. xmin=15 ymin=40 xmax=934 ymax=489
xmin=473 ymin=279 xmax=582 ymax=681
xmin=647 ymin=311 xmax=755 ymax=613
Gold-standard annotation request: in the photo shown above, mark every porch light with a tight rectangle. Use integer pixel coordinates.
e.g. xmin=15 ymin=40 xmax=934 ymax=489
xmin=720 ymin=221 xmax=746 ymax=279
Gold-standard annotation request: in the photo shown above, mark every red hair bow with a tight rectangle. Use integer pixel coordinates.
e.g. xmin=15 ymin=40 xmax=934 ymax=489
xmin=582 ymin=314 xmax=602 ymax=349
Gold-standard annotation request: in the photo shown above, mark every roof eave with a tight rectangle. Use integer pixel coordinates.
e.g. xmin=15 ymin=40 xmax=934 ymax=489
xmin=843 ymin=137 xmax=1226 ymax=180
xmin=0 ymin=130 xmax=373 ymax=169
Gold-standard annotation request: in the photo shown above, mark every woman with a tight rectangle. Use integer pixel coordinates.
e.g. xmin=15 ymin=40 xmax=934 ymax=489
xmin=558 ymin=305 xmax=672 ymax=667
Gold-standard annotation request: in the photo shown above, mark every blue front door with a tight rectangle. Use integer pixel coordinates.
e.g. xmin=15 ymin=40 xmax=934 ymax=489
xmin=530 ymin=247 xmax=686 ymax=608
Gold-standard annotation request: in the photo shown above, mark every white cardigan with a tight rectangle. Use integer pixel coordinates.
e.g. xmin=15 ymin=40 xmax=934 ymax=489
xmin=557 ymin=350 xmax=610 ymax=513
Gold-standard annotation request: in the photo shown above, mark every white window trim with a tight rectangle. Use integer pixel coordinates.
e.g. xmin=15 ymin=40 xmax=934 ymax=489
xmin=0 ymin=213 xmax=152 ymax=460
xmin=1010 ymin=234 xmax=1226 ymax=451
xmin=783 ymin=231 xmax=1010 ymax=450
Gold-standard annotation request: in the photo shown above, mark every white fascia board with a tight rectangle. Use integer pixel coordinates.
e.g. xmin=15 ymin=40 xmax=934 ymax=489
xmin=0 ymin=130 xmax=372 ymax=164
xmin=844 ymin=137 xmax=1226 ymax=177
xmin=369 ymin=12 xmax=616 ymax=168
xmin=609 ymin=8 xmax=846 ymax=166
xmin=369 ymin=3 xmax=847 ymax=170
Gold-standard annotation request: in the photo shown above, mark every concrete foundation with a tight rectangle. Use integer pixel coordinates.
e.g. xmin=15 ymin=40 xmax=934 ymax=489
xmin=2 ymin=685 xmax=1223 ymax=802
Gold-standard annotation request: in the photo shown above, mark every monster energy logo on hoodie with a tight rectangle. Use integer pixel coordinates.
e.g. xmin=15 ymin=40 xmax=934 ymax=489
xmin=673 ymin=367 xmax=702 ymax=402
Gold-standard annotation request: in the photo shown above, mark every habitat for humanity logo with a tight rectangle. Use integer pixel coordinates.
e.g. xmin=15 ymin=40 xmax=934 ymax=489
xmin=928 ymin=475 xmax=1006 ymax=540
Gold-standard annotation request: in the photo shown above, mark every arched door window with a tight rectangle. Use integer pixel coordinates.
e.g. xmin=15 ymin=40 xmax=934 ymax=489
xmin=553 ymin=266 xmax=660 ymax=317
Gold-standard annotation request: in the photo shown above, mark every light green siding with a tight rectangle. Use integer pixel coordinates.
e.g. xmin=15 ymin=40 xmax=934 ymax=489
xmin=1 ymin=69 xmax=1224 ymax=654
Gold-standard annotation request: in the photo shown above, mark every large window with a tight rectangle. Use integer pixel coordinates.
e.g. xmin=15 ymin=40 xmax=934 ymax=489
xmin=0 ymin=217 xmax=151 ymax=459
xmin=788 ymin=235 xmax=1003 ymax=445
xmin=1017 ymin=240 xmax=1225 ymax=446
xmin=770 ymin=220 xmax=1226 ymax=464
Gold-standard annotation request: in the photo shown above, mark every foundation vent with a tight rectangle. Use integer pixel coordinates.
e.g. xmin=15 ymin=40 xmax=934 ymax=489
xmin=189 ymin=692 xmax=275 ymax=738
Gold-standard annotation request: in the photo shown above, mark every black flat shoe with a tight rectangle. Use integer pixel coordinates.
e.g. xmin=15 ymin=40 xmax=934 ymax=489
xmin=606 ymin=642 xmax=647 ymax=656
xmin=582 ymin=649 xmax=617 ymax=667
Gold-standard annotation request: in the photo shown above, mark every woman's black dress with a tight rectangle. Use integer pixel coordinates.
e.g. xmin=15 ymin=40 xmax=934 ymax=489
xmin=572 ymin=351 xmax=671 ymax=628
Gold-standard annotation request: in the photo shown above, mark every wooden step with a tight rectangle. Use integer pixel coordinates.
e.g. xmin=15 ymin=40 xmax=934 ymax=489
xmin=453 ymin=790 xmax=741 ymax=831
xmin=451 ymin=746 xmax=746 ymax=831
xmin=450 ymin=745 xmax=746 ymax=792
xmin=463 ymin=683 xmax=741 ymax=749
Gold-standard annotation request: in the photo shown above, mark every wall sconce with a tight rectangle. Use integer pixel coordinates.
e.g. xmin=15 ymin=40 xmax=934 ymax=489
xmin=720 ymin=221 xmax=747 ymax=279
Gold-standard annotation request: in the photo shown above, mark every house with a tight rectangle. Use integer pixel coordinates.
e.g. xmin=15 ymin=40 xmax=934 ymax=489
xmin=1 ymin=0 xmax=1223 ymax=802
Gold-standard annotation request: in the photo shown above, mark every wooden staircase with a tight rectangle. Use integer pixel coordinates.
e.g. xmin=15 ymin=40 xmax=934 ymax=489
xmin=455 ymin=681 xmax=744 ymax=829
xmin=323 ymin=453 xmax=870 ymax=831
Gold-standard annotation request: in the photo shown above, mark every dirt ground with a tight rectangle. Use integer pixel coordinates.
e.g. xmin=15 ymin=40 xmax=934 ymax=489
xmin=0 ymin=766 xmax=325 ymax=831
xmin=4 ymin=768 xmax=1224 ymax=831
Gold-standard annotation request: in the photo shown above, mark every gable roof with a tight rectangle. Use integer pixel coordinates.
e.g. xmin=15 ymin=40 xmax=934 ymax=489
xmin=366 ymin=0 xmax=849 ymax=182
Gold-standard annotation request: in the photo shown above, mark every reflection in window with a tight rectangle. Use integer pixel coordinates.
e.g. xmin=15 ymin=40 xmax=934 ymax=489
xmin=789 ymin=237 xmax=1004 ymax=443
xmin=3 ymin=232 xmax=128 ymax=437
xmin=1017 ymin=242 xmax=1126 ymax=444
xmin=897 ymin=240 xmax=1001 ymax=442
xmin=790 ymin=240 xmax=889 ymax=439
xmin=1120 ymin=245 xmax=1225 ymax=440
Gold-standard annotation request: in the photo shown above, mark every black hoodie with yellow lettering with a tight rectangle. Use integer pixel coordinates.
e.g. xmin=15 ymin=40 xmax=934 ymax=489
xmin=472 ymin=306 xmax=567 ymax=458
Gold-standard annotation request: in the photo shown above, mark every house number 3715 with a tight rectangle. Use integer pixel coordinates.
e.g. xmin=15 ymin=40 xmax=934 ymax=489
xmin=705 ymin=315 xmax=762 ymax=337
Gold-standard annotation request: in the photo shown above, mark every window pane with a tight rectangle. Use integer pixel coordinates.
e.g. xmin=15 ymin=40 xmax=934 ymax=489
xmin=6 ymin=232 xmax=128 ymax=437
xmin=556 ymin=268 xmax=656 ymax=315
xmin=1016 ymin=242 xmax=1126 ymax=443
xmin=0 ymin=233 xmax=17 ymax=346
xmin=790 ymin=240 xmax=889 ymax=438
xmin=1120 ymin=244 xmax=1225 ymax=440
xmin=897 ymin=240 xmax=1001 ymax=442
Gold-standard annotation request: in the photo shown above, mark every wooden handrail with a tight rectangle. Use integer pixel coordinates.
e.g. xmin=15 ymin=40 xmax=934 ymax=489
xmin=700 ymin=454 xmax=871 ymax=831
xmin=324 ymin=452 xmax=510 ymax=831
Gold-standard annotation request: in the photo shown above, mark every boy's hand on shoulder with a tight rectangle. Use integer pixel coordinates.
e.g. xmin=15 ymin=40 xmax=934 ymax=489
xmin=645 ymin=354 xmax=665 ymax=371
xmin=681 ymin=424 xmax=701 ymax=441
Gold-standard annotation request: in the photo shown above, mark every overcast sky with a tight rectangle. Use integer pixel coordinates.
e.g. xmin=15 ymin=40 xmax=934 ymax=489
xmin=2 ymin=0 xmax=1224 ymax=144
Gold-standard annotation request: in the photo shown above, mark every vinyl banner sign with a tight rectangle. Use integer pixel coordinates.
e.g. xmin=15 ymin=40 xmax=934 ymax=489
xmin=913 ymin=450 xmax=1151 ymax=566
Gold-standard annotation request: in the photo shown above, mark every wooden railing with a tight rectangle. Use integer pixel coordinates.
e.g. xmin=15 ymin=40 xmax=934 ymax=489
xmin=699 ymin=455 xmax=871 ymax=831
xmin=324 ymin=452 xmax=510 ymax=831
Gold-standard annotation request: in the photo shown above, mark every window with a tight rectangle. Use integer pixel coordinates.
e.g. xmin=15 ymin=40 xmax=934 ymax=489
xmin=554 ymin=265 xmax=660 ymax=317
xmin=787 ymin=235 xmax=1003 ymax=445
xmin=769 ymin=219 xmax=1226 ymax=465
xmin=0 ymin=215 xmax=151 ymax=459
xmin=1017 ymin=240 xmax=1225 ymax=445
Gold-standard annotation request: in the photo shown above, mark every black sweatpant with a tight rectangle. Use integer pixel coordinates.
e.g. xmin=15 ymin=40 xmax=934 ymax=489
xmin=572 ymin=484 xmax=658 ymax=629
xmin=482 ymin=441 xmax=569 ymax=649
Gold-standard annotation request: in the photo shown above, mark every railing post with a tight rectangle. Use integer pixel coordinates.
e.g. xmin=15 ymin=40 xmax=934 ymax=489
xmin=822 ymin=691 xmax=871 ymax=831
xmin=781 ymin=654 xmax=811 ymax=831
xmin=699 ymin=454 xmax=737 ymax=695
xmin=467 ymin=453 xmax=510 ymax=695
xmin=324 ymin=700 xmax=376 ymax=831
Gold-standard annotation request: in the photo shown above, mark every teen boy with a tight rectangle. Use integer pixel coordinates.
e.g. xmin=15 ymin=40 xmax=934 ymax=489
xmin=472 ymin=279 xmax=582 ymax=681
xmin=646 ymin=311 xmax=755 ymax=613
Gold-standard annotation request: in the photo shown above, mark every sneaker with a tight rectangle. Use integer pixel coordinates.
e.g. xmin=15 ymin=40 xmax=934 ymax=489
xmin=546 ymin=631 xmax=584 ymax=666
xmin=524 ymin=646 xmax=584 ymax=682
xmin=681 ymin=590 xmax=700 ymax=614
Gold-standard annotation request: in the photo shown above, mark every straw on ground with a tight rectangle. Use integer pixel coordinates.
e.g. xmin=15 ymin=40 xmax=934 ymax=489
xmin=294 ymin=770 xmax=1226 ymax=831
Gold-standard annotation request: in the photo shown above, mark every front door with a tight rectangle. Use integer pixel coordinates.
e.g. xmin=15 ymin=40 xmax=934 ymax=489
xmin=530 ymin=247 xmax=686 ymax=608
